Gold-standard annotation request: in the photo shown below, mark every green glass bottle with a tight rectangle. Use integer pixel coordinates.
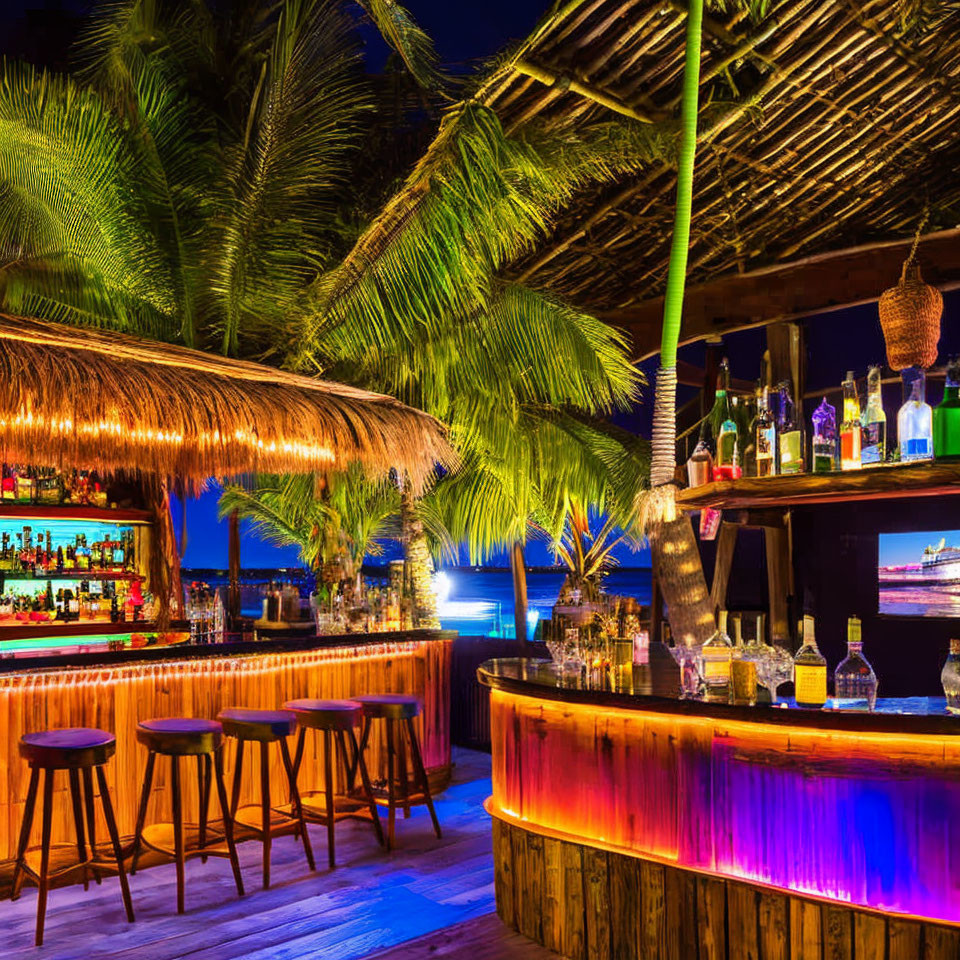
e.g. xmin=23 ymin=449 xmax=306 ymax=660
xmin=934 ymin=357 xmax=960 ymax=460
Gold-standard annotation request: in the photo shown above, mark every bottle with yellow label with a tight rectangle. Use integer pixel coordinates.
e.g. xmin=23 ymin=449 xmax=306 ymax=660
xmin=793 ymin=614 xmax=827 ymax=708
xmin=700 ymin=609 xmax=733 ymax=703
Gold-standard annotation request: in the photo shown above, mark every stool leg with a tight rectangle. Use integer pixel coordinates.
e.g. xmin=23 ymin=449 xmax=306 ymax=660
xmin=406 ymin=718 xmax=441 ymax=840
xmin=68 ymin=768 xmax=90 ymax=890
xmin=198 ymin=754 xmax=212 ymax=863
xmin=280 ymin=737 xmax=314 ymax=871
xmin=130 ymin=749 xmax=156 ymax=876
xmin=171 ymin=755 xmax=185 ymax=914
xmin=259 ymin=741 xmax=272 ymax=888
xmin=348 ymin=727 xmax=384 ymax=847
xmin=230 ymin=738 xmax=245 ymax=820
xmin=11 ymin=766 xmax=39 ymax=901
xmin=336 ymin=730 xmax=354 ymax=794
xmin=96 ymin=765 xmax=135 ymax=924
xmin=214 ymin=747 xmax=245 ymax=897
xmin=292 ymin=726 xmax=306 ymax=782
xmin=323 ymin=729 xmax=336 ymax=868
xmin=82 ymin=766 xmax=102 ymax=885
xmin=35 ymin=768 xmax=55 ymax=946
xmin=395 ymin=720 xmax=412 ymax=819
xmin=385 ymin=721 xmax=397 ymax=851
xmin=350 ymin=716 xmax=372 ymax=786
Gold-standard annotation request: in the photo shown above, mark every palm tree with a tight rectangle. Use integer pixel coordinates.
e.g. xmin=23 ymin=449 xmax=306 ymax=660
xmin=0 ymin=0 xmax=443 ymax=355
xmin=0 ymin=1 xmax=664 ymax=623
xmin=641 ymin=0 xmax=716 ymax=647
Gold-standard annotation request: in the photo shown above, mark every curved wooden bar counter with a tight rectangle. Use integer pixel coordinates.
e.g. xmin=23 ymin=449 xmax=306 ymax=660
xmin=0 ymin=629 xmax=453 ymax=890
xmin=480 ymin=653 xmax=960 ymax=960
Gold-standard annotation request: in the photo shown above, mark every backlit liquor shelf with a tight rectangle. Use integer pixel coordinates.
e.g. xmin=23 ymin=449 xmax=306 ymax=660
xmin=480 ymin=653 xmax=960 ymax=958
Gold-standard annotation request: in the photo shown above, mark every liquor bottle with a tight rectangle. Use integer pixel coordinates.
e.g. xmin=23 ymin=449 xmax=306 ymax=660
xmin=16 ymin=466 xmax=35 ymax=503
xmin=833 ymin=616 xmax=877 ymax=711
xmin=793 ymin=614 xmax=827 ymax=708
xmin=754 ymin=386 xmax=777 ymax=477
xmin=811 ymin=397 xmax=837 ymax=473
xmin=740 ymin=391 xmax=758 ymax=477
xmin=700 ymin=609 xmax=733 ymax=703
xmin=1 ymin=464 xmax=15 ymax=502
xmin=713 ymin=363 xmax=741 ymax=480
xmin=942 ymin=638 xmax=960 ymax=714
xmin=860 ymin=365 xmax=886 ymax=465
xmin=777 ymin=380 xmax=804 ymax=474
xmin=934 ymin=357 xmax=960 ymax=460
xmin=839 ymin=371 xmax=862 ymax=470
xmin=898 ymin=369 xmax=934 ymax=462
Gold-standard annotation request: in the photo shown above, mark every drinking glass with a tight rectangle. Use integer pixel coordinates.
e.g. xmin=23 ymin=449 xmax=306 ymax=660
xmin=669 ymin=644 xmax=702 ymax=699
xmin=757 ymin=644 xmax=794 ymax=704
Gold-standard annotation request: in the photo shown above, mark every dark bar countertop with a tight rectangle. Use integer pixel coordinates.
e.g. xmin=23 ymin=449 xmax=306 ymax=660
xmin=478 ymin=644 xmax=960 ymax=737
xmin=0 ymin=628 xmax=457 ymax=674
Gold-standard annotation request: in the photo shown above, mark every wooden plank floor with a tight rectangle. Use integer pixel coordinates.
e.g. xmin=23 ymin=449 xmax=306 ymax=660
xmin=4 ymin=747 xmax=555 ymax=960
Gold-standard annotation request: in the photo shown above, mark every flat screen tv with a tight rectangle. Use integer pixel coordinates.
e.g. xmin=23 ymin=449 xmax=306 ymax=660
xmin=879 ymin=530 xmax=960 ymax=617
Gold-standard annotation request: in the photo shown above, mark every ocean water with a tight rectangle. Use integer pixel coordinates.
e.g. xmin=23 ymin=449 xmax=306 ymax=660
xmin=207 ymin=567 xmax=652 ymax=639
xmin=435 ymin=567 xmax=653 ymax=638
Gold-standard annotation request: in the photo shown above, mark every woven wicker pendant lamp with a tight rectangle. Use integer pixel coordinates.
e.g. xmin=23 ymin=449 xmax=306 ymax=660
xmin=878 ymin=212 xmax=943 ymax=370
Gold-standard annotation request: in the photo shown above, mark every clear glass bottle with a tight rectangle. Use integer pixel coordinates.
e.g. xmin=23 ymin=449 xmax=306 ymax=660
xmin=700 ymin=609 xmax=733 ymax=703
xmin=942 ymin=638 xmax=960 ymax=715
xmin=811 ymin=397 xmax=837 ymax=473
xmin=755 ymin=386 xmax=777 ymax=477
xmin=860 ymin=365 xmax=887 ymax=465
xmin=793 ymin=614 xmax=827 ymax=708
xmin=934 ymin=357 xmax=960 ymax=460
xmin=833 ymin=616 xmax=877 ymax=711
xmin=778 ymin=380 xmax=804 ymax=474
xmin=898 ymin=368 xmax=933 ymax=462
xmin=840 ymin=371 xmax=862 ymax=470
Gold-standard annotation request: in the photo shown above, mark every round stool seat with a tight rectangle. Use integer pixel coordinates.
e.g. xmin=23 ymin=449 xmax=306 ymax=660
xmin=353 ymin=694 xmax=422 ymax=721
xmin=137 ymin=718 xmax=223 ymax=756
xmin=218 ymin=707 xmax=297 ymax=741
xmin=20 ymin=728 xmax=116 ymax=769
xmin=284 ymin=699 xmax=363 ymax=731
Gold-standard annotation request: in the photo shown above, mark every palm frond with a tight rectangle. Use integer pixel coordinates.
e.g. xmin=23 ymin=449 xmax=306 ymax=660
xmin=354 ymin=0 xmax=445 ymax=92
xmin=210 ymin=0 xmax=372 ymax=356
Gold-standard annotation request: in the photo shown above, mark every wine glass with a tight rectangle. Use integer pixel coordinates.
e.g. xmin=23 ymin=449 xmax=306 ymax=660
xmin=669 ymin=643 xmax=703 ymax=699
xmin=758 ymin=644 xmax=794 ymax=704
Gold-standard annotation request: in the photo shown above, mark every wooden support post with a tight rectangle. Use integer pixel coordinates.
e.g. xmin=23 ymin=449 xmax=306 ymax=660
xmin=765 ymin=513 xmax=793 ymax=647
xmin=228 ymin=509 xmax=241 ymax=627
xmin=710 ymin=521 xmax=738 ymax=616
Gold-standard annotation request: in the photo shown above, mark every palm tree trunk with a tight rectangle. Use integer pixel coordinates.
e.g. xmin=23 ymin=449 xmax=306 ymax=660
xmin=400 ymin=480 xmax=440 ymax=629
xmin=647 ymin=0 xmax=715 ymax=647
xmin=510 ymin=540 xmax=528 ymax=643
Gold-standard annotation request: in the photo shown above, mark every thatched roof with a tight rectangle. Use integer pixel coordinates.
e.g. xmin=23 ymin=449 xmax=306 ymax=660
xmin=0 ymin=315 xmax=451 ymax=484
xmin=345 ymin=0 xmax=960 ymax=358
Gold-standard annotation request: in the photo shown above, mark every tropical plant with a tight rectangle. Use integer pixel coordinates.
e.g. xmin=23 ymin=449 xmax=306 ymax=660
xmin=0 ymin=0 xmax=444 ymax=355
xmin=547 ymin=501 xmax=635 ymax=604
xmin=1 ymin=1 xmax=664 ymax=627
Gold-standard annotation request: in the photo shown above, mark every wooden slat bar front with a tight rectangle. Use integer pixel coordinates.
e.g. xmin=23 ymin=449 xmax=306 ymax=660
xmin=480 ymin=656 xmax=960 ymax=959
xmin=0 ymin=633 xmax=452 ymax=882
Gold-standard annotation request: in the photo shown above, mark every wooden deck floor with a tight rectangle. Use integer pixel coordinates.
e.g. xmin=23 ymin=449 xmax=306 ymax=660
xmin=4 ymin=747 xmax=556 ymax=960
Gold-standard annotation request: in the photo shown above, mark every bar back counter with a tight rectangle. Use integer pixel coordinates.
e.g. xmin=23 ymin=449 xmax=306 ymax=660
xmin=480 ymin=650 xmax=960 ymax=960
xmin=0 ymin=629 xmax=453 ymax=893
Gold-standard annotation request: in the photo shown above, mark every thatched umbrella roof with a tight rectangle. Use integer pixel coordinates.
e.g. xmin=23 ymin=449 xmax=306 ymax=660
xmin=0 ymin=314 xmax=451 ymax=484
xmin=342 ymin=0 xmax=960 ymax=358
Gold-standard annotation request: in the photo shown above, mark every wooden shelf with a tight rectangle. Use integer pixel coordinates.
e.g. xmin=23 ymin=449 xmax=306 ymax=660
xmin=677 ymin=461 xmax=960 ymax=511
xmin=0 ymin=620 xmax=163 ymax=641
xmin=0 ymin=570 xmax=140 ymax=581
xmin=0 ymin=504 xmax=151 ymax=523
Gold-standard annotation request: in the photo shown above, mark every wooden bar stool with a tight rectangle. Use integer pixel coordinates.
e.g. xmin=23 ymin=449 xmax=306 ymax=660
xmin=217 ymin=707 xmax=315 ymax=888
xmin=131 ymin=718 xmax=244 ymax=913
xmin=284 ymin=699 xmax=383 ymax=867
xmin=352 ymin=694 xmax=441 ymax=850
xmin=12 ymin=727 xmax=135 ymax=946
